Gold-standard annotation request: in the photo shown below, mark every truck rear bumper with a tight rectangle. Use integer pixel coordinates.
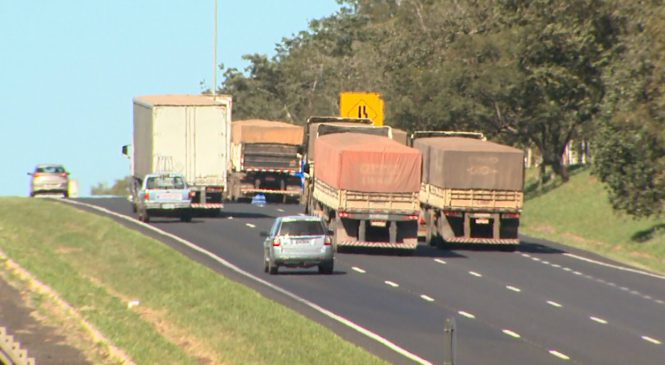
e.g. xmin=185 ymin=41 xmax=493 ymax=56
xmin=336 ymin=240 xmax=418 ymax=250
xmin=443 ymin=237 xmax=519 ymax=245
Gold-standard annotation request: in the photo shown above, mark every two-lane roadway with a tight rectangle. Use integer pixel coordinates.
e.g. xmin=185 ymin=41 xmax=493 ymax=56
xmin=74 ymin=198 xmax=665 ymax=365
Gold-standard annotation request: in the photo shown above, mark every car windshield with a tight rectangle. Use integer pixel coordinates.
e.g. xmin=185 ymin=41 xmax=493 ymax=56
xmin=36 ymin=166 xmax=65 ymax=173
xmin=278 ymin=220 xmax=325 ymax=236
xmin=146 ymin=176 xmax=185 ymax=189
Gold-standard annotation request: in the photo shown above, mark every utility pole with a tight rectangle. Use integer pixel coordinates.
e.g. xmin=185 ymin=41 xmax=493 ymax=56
xmin=212 ymin=0 xmax=218 ymax=99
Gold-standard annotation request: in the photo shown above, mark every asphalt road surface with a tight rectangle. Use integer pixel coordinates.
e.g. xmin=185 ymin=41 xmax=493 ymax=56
xmin=76 ymin=198 xmax=665 ymax=365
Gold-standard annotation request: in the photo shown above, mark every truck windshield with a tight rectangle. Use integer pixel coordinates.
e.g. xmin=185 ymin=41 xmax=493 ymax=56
xmin=146 ymin=176 xmax=186 ymax=190
xmin=279 ymin=220 xmax=325 ymax=236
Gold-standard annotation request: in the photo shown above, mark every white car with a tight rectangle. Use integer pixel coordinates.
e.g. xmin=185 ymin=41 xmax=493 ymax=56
xmin=136 ymin=173 xmax=192 ymax=222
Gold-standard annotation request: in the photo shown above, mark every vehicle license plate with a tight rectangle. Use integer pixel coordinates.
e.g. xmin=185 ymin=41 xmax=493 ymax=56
xmin=475 ymin=218 xmax=490 ymax=224
xmin=162 ymin=204 xmax=175 ymax=209
xmin=369 ymin=213 xmax=389 ymax=220
xmin=370 ymin=220 xmax=387 ymax=227
xmin=159 ymin=193 xmax=180 ymax=200
xmin=293 ymin=239 xmax=311 ymax=245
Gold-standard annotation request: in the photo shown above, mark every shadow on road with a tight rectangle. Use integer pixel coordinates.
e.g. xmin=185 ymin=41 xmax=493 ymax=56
xmin=515 ymin=241 xmax=567 ymax=254
xmin=337 ymin=245 xmax=468 ymax=259
xmin=270 ymin=270 xmax=347 ymax=276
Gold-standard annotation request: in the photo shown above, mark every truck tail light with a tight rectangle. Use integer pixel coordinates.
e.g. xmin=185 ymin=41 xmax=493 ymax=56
xmin=324 ymin=236 xmax=332 ymax=246
xmin=502 ymin=212 xmax=520 ymax=219
xmin=444 ymin=211 xmax=463 ymax=218
xmin=338 ymin=212 xmax=350 ymax=218
xmin=407 ymin=214 xmax=419 ymax=220
xmin=272 ymin=238 xmax=281 ymax=247
xmin=189 ymin=191 xmax=196 ymax=199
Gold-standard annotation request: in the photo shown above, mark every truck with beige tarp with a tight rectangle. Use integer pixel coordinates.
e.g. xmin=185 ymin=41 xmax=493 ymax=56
xmin=303 ymin=117 xmax=422 ymax=251
xmin=228 ymin=119 xmax=304 ymax=203
xmin=125 ymin=94 xmax=232 ymax=212
xmin=412 ymin=133 xmax=524 ymax=249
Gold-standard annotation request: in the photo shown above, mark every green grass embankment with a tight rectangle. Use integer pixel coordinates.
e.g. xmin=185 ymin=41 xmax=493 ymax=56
xmin=521 ymin=167 xmax=665 ymax=275
xmin=0 ymin=198 xmax=386 ymax=365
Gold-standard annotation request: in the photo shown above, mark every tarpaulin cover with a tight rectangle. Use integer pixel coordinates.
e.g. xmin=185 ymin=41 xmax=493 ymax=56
xmin=314 ymin=133 xmax=422 ymax=193
xmin=413 ymin=137 xmax=524 ymax=190
xmin=232 ymin=119 xmax=303 ymax=145
xmin=307 ymin=122 xmax=391 ymax=160
xmin=391 ymin=128 xmax=408 ymax=146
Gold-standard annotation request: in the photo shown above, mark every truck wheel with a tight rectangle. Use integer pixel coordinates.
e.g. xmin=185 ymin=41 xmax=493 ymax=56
xmin=280 ymin=180 xmax=287 ymax=203
xmin=263 ymin=256 xmax=269 ymax=273
xmin=180 ymin=214 xmax=192 ymax=222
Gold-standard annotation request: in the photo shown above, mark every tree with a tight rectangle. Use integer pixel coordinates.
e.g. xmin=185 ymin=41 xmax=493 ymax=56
xmin=593 ymin=1 xmax=665 ymax=217
xmin=91 ymin=177 xmax=131 ymax=197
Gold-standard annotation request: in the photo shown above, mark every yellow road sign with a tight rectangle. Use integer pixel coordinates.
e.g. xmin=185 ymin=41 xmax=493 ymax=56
xmin=340 ymin=92 xmax=384 ymax=126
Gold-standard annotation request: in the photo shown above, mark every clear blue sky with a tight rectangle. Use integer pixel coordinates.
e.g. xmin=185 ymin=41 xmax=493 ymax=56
xmin=1 ymin=0 xmax=340 ymax=197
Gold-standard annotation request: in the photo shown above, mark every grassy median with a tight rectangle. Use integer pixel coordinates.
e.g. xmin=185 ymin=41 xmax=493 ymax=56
xmin=0 ymin=198 xmax=386 ymax=365
xmin=521 ymin=167 xmax=665 ymax=275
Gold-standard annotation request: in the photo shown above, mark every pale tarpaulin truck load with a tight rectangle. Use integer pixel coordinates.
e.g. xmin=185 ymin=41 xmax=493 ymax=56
xmin=130 ymin=94 xmax=232 ymax=211
xmin=228 ymin=119 xmax=304 ymax=203
xmin=413 ymin=135 xmax=524 ymax=249
xmin=304 ymin=125 xmax=422 ymax=252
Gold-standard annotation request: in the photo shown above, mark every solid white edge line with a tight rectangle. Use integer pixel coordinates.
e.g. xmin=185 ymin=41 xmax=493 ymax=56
xmin=502 ymin=329 xmax=521 ymax=339
xmin=63 ymin=200 xmax=434 ymax=365
xmin=564 ymin=253 xmax=665 ymax=280
xmin=548 ymin=350 xmax=570 ymax=360
xmin=469 ymin=271 xmax=483 ymax=278
xmin=352 ymin=267 xmax=366 ymax=274
xmin=458 ymin=311 xmax=476 ymax=319
xmin=506 ymin=285 xmax=522 ymax=293
xmin=385 ymin=281 xmax=399 ymax=288
xmin=589 ymin=316 xmax=608 ymax=324
xmin=547 ymin=301 xmax=563 ymax=308
xmin=245 ymin=223 xmax=256 ymax=228
xmin=641 ymin=336 xmax=662 ymax=345
xmin=420 ymin=295 xmax=435 ymax=302
xmin=434 ymin=259 xmax=447 ymax=265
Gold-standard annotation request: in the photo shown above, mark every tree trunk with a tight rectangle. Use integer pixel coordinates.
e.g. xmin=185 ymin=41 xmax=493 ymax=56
xmin=550 ymin=156 xmax=570 ymax=182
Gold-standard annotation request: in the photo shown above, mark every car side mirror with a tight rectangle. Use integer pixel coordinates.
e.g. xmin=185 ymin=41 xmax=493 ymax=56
xmin=303 ymin=163 xmax=310 ymax=174
xmin=259 ymin=231 xmax=269 ymax=237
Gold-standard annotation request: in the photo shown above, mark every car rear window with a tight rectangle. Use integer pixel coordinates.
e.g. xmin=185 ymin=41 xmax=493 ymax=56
xmin=279 ymin=220 xmax=325 ymax=236
xmin=146 ymin=176 xmax=186 ymax=189
xmin=36 ymin=166 xmax=65 ymax=173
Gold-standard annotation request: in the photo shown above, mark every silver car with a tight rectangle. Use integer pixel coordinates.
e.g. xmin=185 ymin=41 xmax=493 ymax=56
xmin=136 ymin=173 xmax=193 ymax=222
xmin=28 ymin=164 xmax=69 ymax=197
xmin=262 ymin=215 xmax=334 ymax=275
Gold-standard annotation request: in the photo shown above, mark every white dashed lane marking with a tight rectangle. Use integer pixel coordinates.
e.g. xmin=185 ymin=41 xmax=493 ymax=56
xmin=385 ymin=281 xmax=399 ymax=288
xmin=352 ymin=267 xmax=366 ymax=274
xmin=641 ymin=336 xmax=662 ymax=345
xmin=420 ymin=295 xmax=435 ymax=302
xmin=549 ymin=350 xmax=571 ymax=361
xmin=506 ymin=285 xmax=522 ymax=293
xmin=245 ymin=223 xmax=255 ymax=228
xmin=276 ymin=208 xmax=285 ymax=212
xmin=458 ymin=311 xmax=476 ymax=319
xmin=502 ymin=329 xmax=521 ymax=339
xmin=469 ymin=271 xmax=483 ymax=278
xmin=589 ymin=316 xmax=608 ymax=325
xmin=520 ymin=254 xmax=665 ymax=306
xmin=547 ymin=301 xmax=563 ymax=308
xmin=434 ymin=259 xmax=447 ymax=265
xmin=227 ymin=216 xmax=234 ymax=220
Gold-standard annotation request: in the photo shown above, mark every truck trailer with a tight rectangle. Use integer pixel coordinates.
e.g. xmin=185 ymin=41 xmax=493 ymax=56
xmin=228 ymin=119 xmax=303 ymax=203
xmin=413 ymin=135 xmax=524 ymax=249
xmin=305 ymin=129 xmax=422 ymax=252
xmin=128 ymin=94 xmax=232 ymax=212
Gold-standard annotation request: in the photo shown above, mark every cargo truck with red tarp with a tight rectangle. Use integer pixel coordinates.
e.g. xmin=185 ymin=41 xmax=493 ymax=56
xmin=413 ymin=135 xmax=524 ymax=249
xmin=228 ymin=119 xmax=304 ymax=203
xmin=306 ymin=132 xmax=422 ymax=251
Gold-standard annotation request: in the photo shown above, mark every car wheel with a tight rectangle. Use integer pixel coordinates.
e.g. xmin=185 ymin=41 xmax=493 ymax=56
xmin=318 ymin=261 xmax=334 ymax=275
xmin=63 ymin=191 xmax=69 ymax=199
xmin=268 ymin=260 xmax=278 ymax=275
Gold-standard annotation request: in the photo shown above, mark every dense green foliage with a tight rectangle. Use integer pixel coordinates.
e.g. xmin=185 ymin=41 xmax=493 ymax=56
xmin=218 ymin=0 xmax=665 ymax=217
xmin=91 ymin=177 xmax=130 ymax=196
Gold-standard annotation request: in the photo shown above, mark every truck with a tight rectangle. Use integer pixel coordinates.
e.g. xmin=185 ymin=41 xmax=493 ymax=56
xmin=126 ymin=94 xmax=232 ymax=213
xmin=303 ymin=117 xmax=422 ymax=252
xmin=412 ymin=132 xmax=524 ymax=250
xmin=227 ymin=119 xmax=304 ymax=203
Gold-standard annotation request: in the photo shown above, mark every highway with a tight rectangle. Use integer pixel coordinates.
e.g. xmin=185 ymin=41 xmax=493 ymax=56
xmin=78 ymin=198 xmax=665 ymax=365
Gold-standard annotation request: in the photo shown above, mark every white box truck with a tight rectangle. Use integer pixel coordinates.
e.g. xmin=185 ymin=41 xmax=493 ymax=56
xmin=126 ymin=94 xmax=232 ymax=212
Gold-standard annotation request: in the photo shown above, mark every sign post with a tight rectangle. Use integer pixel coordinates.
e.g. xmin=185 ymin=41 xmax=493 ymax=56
xmin=339 ymin=92 xmax=384 ymax=126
